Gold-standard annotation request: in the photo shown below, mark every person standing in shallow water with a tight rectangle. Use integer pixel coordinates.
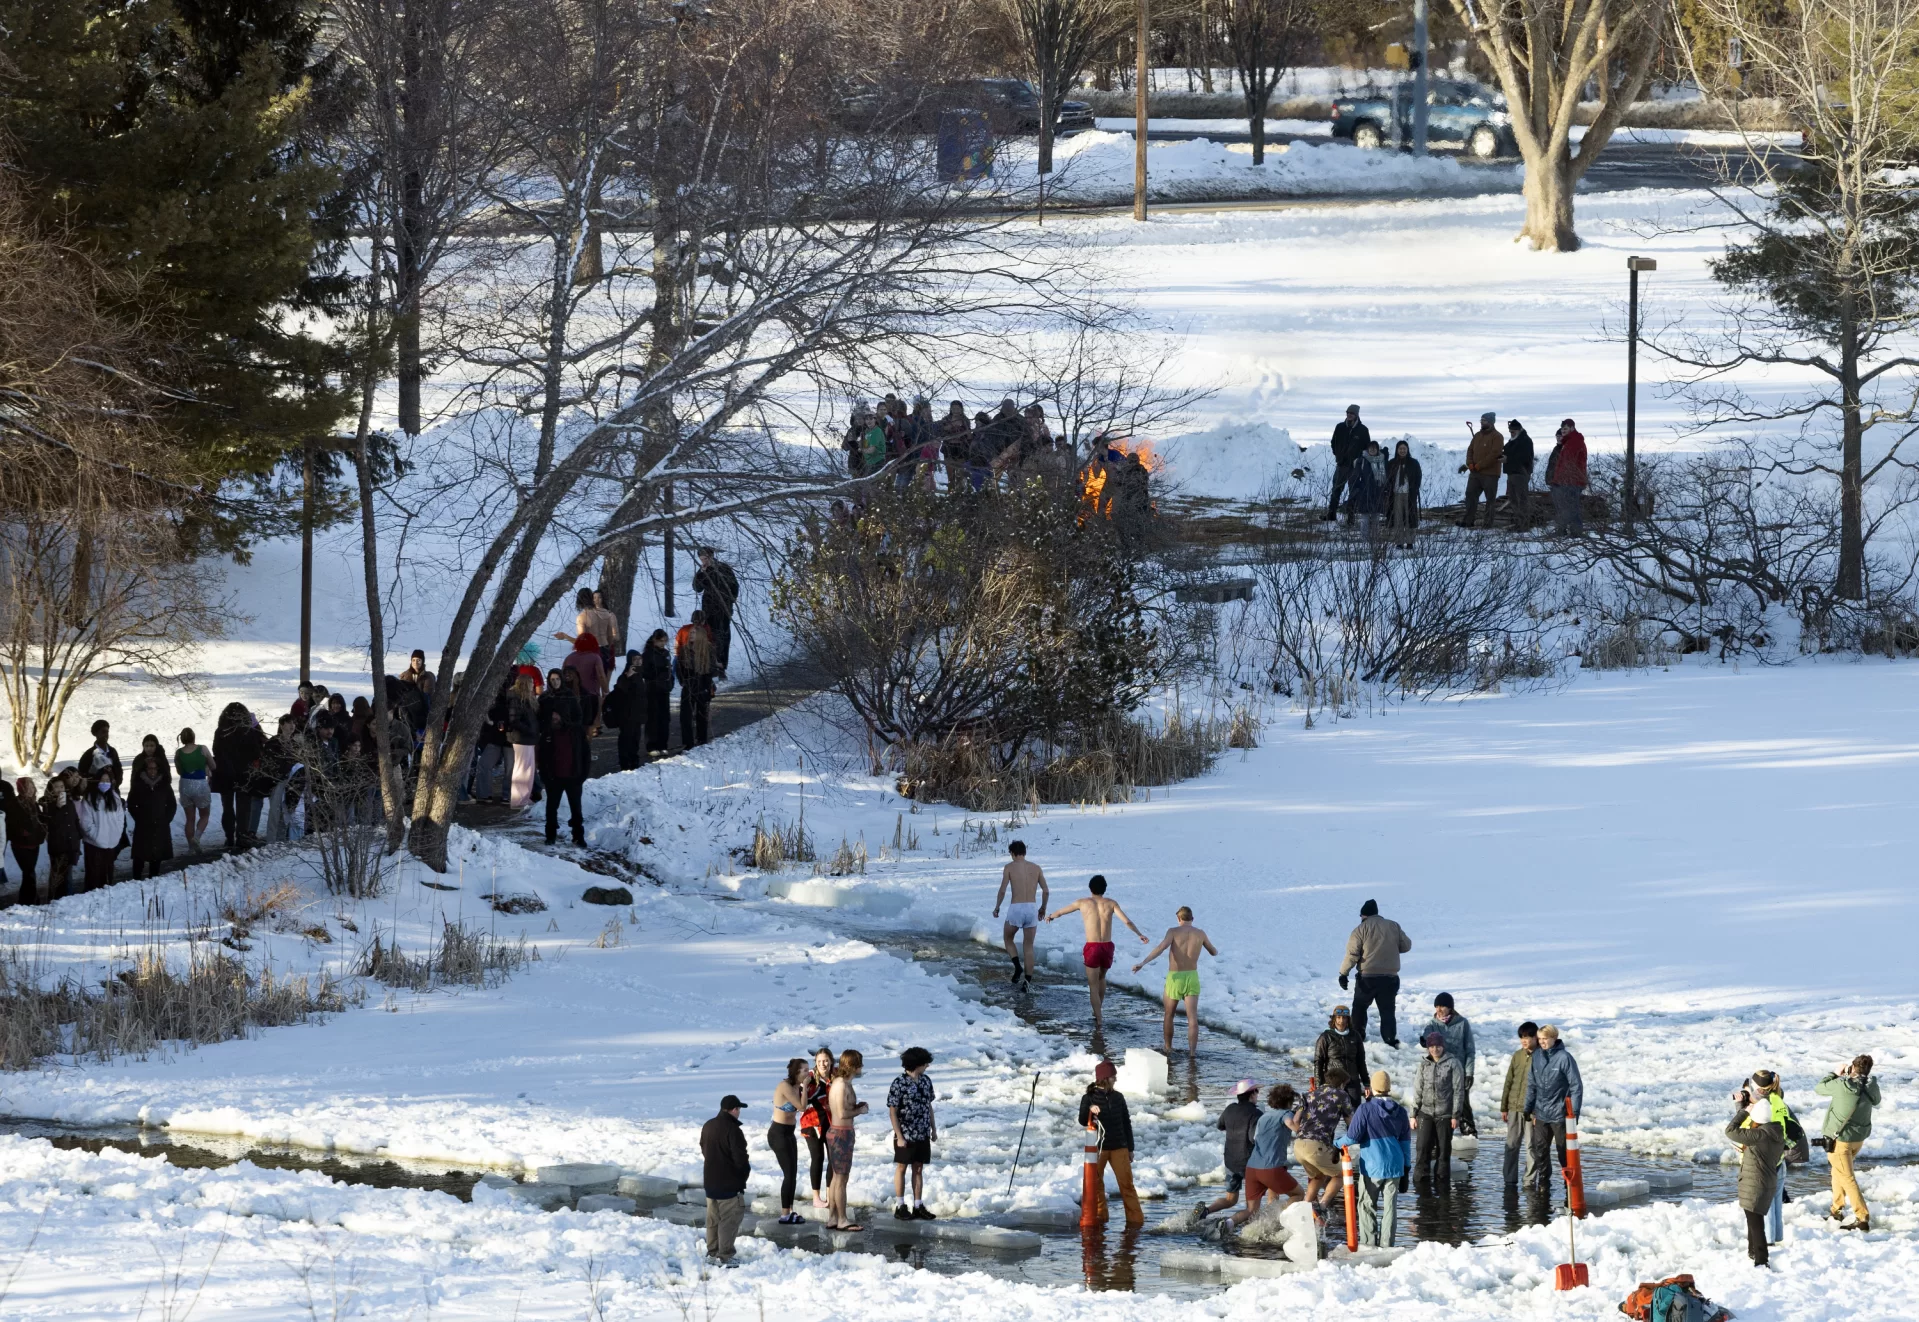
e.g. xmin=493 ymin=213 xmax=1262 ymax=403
xmin=798 ymin=1046 xmax=835 ymax=1210
xmin=992 ymin=840 xmax=1048 ymax=992
xmin=825 ymin=1049 xmax=870 ymax=1232
xmin=1134 ymin=906 xmax=1218 ymax=1057
xmin=1079 ymin=1059 xmax=1145 ymax=1227
xmin=1045 ymin=874 xmax=1147 ymax=1028
xmin=769 ymin=1059 xmax=806 ymax=1225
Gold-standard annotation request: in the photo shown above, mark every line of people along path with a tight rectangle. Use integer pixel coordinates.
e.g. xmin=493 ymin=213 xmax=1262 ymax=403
xmin=696 ymin=850 xmax=1886 ymax=1270
xmin=0 ymin=551 xmax=747 ymax=903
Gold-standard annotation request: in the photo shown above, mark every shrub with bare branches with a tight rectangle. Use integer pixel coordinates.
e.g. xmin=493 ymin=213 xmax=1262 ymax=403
xmin=1244 ymin=535 xmax=1555 ymax=705
xmin=776 ymin=480 xmax=1163 ymax=779
xmin=0 ymin=160 xmax=232 ymax=769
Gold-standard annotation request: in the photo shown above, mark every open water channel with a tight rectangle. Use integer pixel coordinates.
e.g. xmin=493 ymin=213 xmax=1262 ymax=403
xmin=0 ymin=920 xmax=1858 ymax=1301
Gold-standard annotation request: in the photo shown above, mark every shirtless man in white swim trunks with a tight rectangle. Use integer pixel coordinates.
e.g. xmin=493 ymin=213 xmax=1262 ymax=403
xmin=992 ymin=841 xmax=1048 ymax=991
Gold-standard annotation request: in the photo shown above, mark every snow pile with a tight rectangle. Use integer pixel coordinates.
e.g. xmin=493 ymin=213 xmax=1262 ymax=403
xmin=1153 ymin=419 xmax=1469 ymax=504
xmin=997 ymin=131 xmax=1519 ymax=203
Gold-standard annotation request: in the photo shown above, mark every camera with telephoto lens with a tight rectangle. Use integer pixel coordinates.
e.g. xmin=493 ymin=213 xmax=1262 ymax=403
xmin=1735 ymin=1088 xmax=1752 ymax=1107
xmin=1815 ymin=1135 xmax=1837 ymax=1152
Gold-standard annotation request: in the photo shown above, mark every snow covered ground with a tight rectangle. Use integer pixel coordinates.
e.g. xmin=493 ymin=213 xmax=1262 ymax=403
xmin=8 ymin=1130 xmax=1918 ymax=1320
xmin=10 ymin=188 xmax=1802 ymax=773
xmin=3 ymin=661 xmax=1919 ymax=1317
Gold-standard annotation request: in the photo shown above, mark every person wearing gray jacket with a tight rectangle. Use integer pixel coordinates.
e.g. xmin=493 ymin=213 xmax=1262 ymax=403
xmin=1425 ymin=993 xmax=1477 ymax=1135
xmin=1726 ymin=1093 xmax=1786 ymax=1266
xmin=1412 ymin=1031 xmax=1464 ymax=1183
xmin=1338 ymin=899 xmax=1412 ymax=1047
xmin=1522 ymin=1025 xmax=1582 ymax=1196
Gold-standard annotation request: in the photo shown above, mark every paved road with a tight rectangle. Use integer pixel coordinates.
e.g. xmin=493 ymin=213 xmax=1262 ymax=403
xmin=1130 ymin=126 xmax=1778 ymax=193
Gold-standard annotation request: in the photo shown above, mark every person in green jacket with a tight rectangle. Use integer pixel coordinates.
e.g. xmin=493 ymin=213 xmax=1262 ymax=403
xmin=1498 ymin=1021 xmax=1540 ymax=1188
xmin=862 ymin=416 xmax=890 ymax=480
xmin=1817 ymin=1054 xmax=1880 ymax=1230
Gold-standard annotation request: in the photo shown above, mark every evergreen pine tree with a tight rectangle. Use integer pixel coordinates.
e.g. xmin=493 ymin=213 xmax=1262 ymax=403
xmin=0 ymin=0 xmax=359 ymax=500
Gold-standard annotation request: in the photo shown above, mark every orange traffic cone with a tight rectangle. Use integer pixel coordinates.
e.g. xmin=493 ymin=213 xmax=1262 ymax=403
xmin=1340 ymin=1144 xmax=1360 ymax=1252
xmin=1564 ymin=1097 xmax=1587 ymax=1219
xmin=1079 ymin=1108 xmax=1102 ymax=1229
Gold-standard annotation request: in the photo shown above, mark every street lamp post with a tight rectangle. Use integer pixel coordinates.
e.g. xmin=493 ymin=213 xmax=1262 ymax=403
xmin=1625 ymin=255 xmax=1656 ymax=534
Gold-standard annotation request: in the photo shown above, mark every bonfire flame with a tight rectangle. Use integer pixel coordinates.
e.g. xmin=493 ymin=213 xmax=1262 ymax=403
xmin=1080 ymin=437 xmax=1160 ymax=518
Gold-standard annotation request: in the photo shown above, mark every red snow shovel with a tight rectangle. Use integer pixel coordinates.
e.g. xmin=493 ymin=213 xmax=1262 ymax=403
xmin=1554 ymin=1202 xmax=1588 ymax=1290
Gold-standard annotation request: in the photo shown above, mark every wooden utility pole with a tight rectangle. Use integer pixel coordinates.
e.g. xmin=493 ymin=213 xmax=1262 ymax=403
xmin=1134 ymin=0 xmax=1150 ymax=221
xmin=300 ymin=438 xmax=314 ymax=685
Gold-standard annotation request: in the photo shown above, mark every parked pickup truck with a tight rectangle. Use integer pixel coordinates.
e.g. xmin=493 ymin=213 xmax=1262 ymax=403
xmin=1330 ymin=78 xmax=1517 ymax=159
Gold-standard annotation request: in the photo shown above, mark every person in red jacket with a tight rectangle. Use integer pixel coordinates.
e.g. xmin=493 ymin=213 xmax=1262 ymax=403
xmin=1545 ymin=419 xmax=1588 ymax=536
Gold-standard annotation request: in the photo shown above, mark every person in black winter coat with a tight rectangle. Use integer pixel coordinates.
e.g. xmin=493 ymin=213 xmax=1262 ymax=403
xmin=692 ymin=549 xmax=741 ymax=677
xmin=126 ymin=749 xmax=177 ymax=879
xmin=6 ymin=777 xmax=45 ymax=904
xmin=535 ymin=707 xmax=589 ymax=846
xmin=699 ymin=1096 xmax=752 ymax=1261
xmin=211 ymin=703 xmax=265 ymax=852
xmin=604 ymin=651 xmax=646 ymax=772
xmin=477 ymin=686 xmax=514 ymax=803
xmin=1384 ymin=441 xmax=1423 ymax=549
xmin=1503 ymin=420 xmax=1536 ymax=530
xmin=640 ymin=629 xmax=675 ymax=757
xmin=1315 ymin=1005 xmax=1369 ymax=1103
xmin=40 ymin=774 xmax=81 ymax=902
xmin=1325 ymin=405 xmax=1371 ymax=522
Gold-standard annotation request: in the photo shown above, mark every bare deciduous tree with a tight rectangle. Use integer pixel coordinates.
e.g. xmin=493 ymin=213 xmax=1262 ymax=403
xmin=0 ymin=165 xmax=231 ymax=769
xmin=332 ymin=0 xmax=510 ymax=846
xmin=1000 ymin=0 xmax=1133 ymax=174
xmin=1221 ymin=0 xmax=1320 ymax=164
xmin=1442 ymin=0 xmax=1665 ymax=250
xmin=394 ymin=0 xmax=1068 ymax=869
xmin=1663 ymin=0 xmax=1919 ymax=599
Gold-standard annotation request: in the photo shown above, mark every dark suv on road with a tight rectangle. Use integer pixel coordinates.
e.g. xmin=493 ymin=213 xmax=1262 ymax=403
xmin=1330 ymin=78 xmax=1517 ymax=158
xmin=840 ymin=78 xmax=1095 ymax=138
xmin=975 ymin=78 xmax=1095 ymax=135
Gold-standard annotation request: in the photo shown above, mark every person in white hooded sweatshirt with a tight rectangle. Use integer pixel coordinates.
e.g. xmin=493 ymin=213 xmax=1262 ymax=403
xmin=75 ymin=771 xmax=129 ymax=891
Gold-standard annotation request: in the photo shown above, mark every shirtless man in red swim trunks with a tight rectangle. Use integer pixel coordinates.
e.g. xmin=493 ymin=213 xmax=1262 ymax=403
xmin=1045 ymin=875 xmax=1147 ymax=1028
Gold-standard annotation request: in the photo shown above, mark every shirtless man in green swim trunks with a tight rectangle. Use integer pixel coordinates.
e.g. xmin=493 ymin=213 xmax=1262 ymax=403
xmin=1135 ymin=906 xmax=1218 ymax=1057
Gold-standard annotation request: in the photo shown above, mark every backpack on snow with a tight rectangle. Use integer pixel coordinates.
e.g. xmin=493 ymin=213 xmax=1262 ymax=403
xmin=1619 ymin=1275 xmax=1732 ymax=1322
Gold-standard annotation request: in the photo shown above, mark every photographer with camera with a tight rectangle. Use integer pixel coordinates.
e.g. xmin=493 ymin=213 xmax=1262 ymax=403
xmin=1815 ymin=1055 xmax=1880 ymax=1231
xmin=1725 ymin=1084 xmax=1786 ymax=1267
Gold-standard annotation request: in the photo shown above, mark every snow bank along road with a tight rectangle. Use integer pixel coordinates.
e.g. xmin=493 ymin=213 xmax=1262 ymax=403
xmin=2 ymin=662 xmax=1918 ymax=1317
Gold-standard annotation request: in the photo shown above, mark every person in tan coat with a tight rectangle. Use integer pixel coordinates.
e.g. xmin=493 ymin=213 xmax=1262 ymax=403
xmin=1458 ymin=411 xmax=1504 ymax=528
xmin=1337 ymin=899 xmax=1412 ymax=1047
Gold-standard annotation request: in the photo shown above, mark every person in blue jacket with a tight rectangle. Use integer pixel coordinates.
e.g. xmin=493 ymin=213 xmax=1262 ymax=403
xmin=1522 ymin=1024 xmax=1583 ymax=1196
xmin=1343 ymin=1070 xmax=1413 ymax=1247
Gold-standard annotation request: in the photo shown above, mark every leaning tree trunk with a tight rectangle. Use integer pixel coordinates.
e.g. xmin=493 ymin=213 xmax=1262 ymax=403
xmin=353 ymin=346 xmax=407 ymax=851
xmin=600 ymin=211 xmax=682 ymax=630
xmin=1518 ymin=140 xmax=1580 ymax=252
